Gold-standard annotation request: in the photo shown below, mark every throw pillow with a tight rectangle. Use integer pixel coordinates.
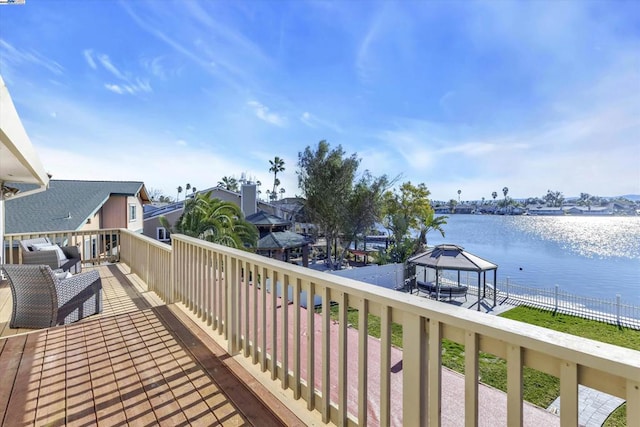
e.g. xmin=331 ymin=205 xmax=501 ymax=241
xmin=35 ymin=244 xmax=68 ymax=262
xmin=32 ymin=243 xmax=52 ymax=250
xmin=55 ymin=271 xmax=73 ymax=280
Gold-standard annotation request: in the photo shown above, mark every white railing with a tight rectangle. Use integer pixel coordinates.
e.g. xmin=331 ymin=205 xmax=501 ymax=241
xmin=4 ymin=229 xmax=122 ymax=265
xmin=4 ymin=230 xmax=640 ymax=426
xmin=160 ymin=234 xmax=640 ymax=426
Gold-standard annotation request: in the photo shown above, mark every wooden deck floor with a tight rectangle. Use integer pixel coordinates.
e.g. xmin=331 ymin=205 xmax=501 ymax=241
xmin=0 ymin=264 xmax=303 ymax=426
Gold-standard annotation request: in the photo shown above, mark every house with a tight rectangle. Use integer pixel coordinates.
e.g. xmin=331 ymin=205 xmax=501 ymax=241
xmin=5 ymin=180 xmax=150 ymax=259
xmin=144 ymin=183 xmax=273 ymax=242
xmin=526 ymin=204 xmax=565 ymax=215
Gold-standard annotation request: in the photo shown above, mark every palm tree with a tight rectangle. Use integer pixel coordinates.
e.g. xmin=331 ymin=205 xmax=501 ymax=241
xmin=218 ymin=176 xmax=239 ymax=192
xmin=186 ymin=183 xmax=191 ymax=194
xmin=413 ymin=210 xmax=447 ymax=254
xmin=270 ymin=179 xmax=281 ymax=201
xmin=457 ymin=189 xmax=461 ymax=203
xmin=269 ymin=156 xmax=285 ymax=197
xmin=492 ymin=191 xmax=498 ymax=203
xmin=159 ymin=191 xmax=258 ymax=250
xmin=176 ymin=186 xmax=183 ymax=201
xmin=192 ymin=187 xmax=197 ymax=194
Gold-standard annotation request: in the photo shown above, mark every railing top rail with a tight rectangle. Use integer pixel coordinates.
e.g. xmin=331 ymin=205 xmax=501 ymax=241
xmin=119 ymin=229 xmax=172 ymax=252
xmin=5 ymin=228 xmax=123 ymax=237
xmin=172 ymin=233 xmax=640 ymax=378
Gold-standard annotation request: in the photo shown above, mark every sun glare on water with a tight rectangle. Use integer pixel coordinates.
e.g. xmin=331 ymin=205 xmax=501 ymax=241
xmin=513 ymin=216 xmax=640 ymax=260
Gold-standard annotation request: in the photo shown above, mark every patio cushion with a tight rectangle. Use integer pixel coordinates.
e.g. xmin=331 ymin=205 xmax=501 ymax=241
xmin=34 ymin=244 xmax=68 ymax=262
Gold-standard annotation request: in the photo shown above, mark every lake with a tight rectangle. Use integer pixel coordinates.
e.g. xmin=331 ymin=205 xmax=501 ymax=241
xmin=424 ymin=215 xmax=640 ymax=304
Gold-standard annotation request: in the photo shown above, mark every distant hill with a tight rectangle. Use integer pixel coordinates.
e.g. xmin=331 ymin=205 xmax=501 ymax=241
xmin=621 ymin=194 xmax=640 ymax=201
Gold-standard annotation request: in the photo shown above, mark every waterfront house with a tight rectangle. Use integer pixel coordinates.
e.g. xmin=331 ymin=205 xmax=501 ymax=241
xmin=526 ymin=204 xmax=565 ymax=215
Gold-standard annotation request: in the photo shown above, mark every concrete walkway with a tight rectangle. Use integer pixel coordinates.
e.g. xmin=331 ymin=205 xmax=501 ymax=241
xmin=548 ymin=385 xmax=625 ymax=426
xmin=411 ymin=291 xmax=626 ymax=426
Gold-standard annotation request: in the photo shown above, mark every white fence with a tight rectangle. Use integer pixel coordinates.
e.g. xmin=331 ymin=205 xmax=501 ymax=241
xmin=355 ymin=264 xmax=640 ymax=329
xmin=496 ymin=280 xmax=640 ymax=329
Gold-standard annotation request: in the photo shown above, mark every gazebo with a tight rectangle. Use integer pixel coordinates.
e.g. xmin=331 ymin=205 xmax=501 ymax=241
xmin=408 ymin=244 xmax=498 ymax=311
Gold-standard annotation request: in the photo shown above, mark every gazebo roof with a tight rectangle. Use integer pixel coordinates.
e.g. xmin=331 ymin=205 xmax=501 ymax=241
xmin=258 ymin=231 xmax=309 ymax=250
xmin=246 ymin=210 xmax=291 ymax=227
xmin=408 ymin=244 xmax=497 ymax=272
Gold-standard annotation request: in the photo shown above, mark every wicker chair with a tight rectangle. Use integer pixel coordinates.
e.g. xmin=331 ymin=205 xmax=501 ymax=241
xmin=1 ymin=264 xmax=102 ymax=329
xmin=19 ymin=237 xmax=82 ymax=273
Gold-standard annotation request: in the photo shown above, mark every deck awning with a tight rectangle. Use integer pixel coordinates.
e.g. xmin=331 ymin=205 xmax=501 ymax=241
xmin=1 ymin=74 xmax=50 ymax=265
xmin=1 ymin=75 xmax=50 ymax=191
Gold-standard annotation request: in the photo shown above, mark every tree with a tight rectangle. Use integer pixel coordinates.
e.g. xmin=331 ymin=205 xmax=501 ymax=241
xmin=340 ymin=171 xmax=391 ymax=266
xmin=544 ymin=190 xmax=565 ymax=207
xmin=578 ymin=193 xmax=593 ymax=211
xmin=413 ymin=208 xmax=447 ymax=255
xmin=186 ymin=183 xmax=191 ymax=194
xmin=192 ymin=187 xmax=197 ymax=194
xmin=298 ymin=140 xmax=389 ymax=269
xmin=502 ymin=186 xmax=509 ymax=201
xmin=159 ymin=191 xmax=258 ymax=250
xmin=269 ymin=156 xmax=285 ymax=199
xmin=382 ymin=181 xmax=445 ymax=263
xmin=176 ymin=185 xmax=183 ymax=201
xmin=218 ymin=176 xmax=239 ymax=192
xmin=457 ymin=189 xmax=461 ymax=203
xmin=492 ymin=191 xmax=498 ymax=203
xmin=147 ymin=187 xmax=173 ymax=202
xmin=448 ymin=199 xmax=458 ymax=213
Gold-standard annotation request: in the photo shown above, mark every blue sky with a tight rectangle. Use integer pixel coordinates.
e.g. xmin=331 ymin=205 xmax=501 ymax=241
xmin=1 ymin=0 xmax=638 ymax=202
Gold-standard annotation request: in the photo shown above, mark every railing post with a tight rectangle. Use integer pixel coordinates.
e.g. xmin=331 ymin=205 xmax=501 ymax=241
xmin=554 ymin=285 xmax=559 ymax=313
xmin=616 ymin=294 xmax=621 ymax=327
xmin=506 ymin=277 xmax=510 ymax=299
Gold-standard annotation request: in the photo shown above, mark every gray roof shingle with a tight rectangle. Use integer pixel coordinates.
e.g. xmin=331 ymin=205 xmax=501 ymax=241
xmin=5 ymin=180 xmax=147 ymax=233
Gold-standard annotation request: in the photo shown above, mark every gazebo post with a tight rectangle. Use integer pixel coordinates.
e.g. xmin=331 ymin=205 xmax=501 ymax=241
xmin=477 ymin=274 xmax=481 ymax=311
xmin=494 ymin=270 xmax=497 ymax=307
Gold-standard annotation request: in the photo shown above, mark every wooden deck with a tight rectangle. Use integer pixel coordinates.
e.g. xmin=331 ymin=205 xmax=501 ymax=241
xmin=0 ymin=264 xmax=304 ymax=426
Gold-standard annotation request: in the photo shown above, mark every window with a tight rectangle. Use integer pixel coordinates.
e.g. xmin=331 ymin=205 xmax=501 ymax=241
xmin=129 ymin=204 xmax=137 ymax=222
xmin=157 ymin=227 xmax=170 ymax=241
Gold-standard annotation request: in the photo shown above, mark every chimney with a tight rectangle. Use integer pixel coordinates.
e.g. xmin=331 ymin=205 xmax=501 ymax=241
xmin=241 ymin=183 xmax=257 ymax=216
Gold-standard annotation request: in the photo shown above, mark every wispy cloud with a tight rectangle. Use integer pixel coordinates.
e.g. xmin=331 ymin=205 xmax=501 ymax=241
xmin=141 ymin=55 xmax=183 ymax=80
xmin=83 ymin=49 xmax=97 ymax=69
xmin=84 ymin=49 xmax=152 ymax=95
xmin=0 ymin=39 xmax=64 ymax=75
xmin=97 ymin=54 xmax=128 ymax=80
xmin=300 ymin=111 xmax=342 ymax=133
xmin=248 ymin=100 xmax=286 ymax=127
xmin=120 ymin=1 xmax=271 ymax=94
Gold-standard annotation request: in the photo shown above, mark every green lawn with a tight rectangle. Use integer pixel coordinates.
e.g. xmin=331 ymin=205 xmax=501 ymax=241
xmin=327 ymin=304 xmax=639 ymax=426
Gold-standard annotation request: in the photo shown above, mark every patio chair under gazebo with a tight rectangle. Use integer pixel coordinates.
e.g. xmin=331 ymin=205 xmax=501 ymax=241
xmin=408 ymin=244 xmax=498 ymax=311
